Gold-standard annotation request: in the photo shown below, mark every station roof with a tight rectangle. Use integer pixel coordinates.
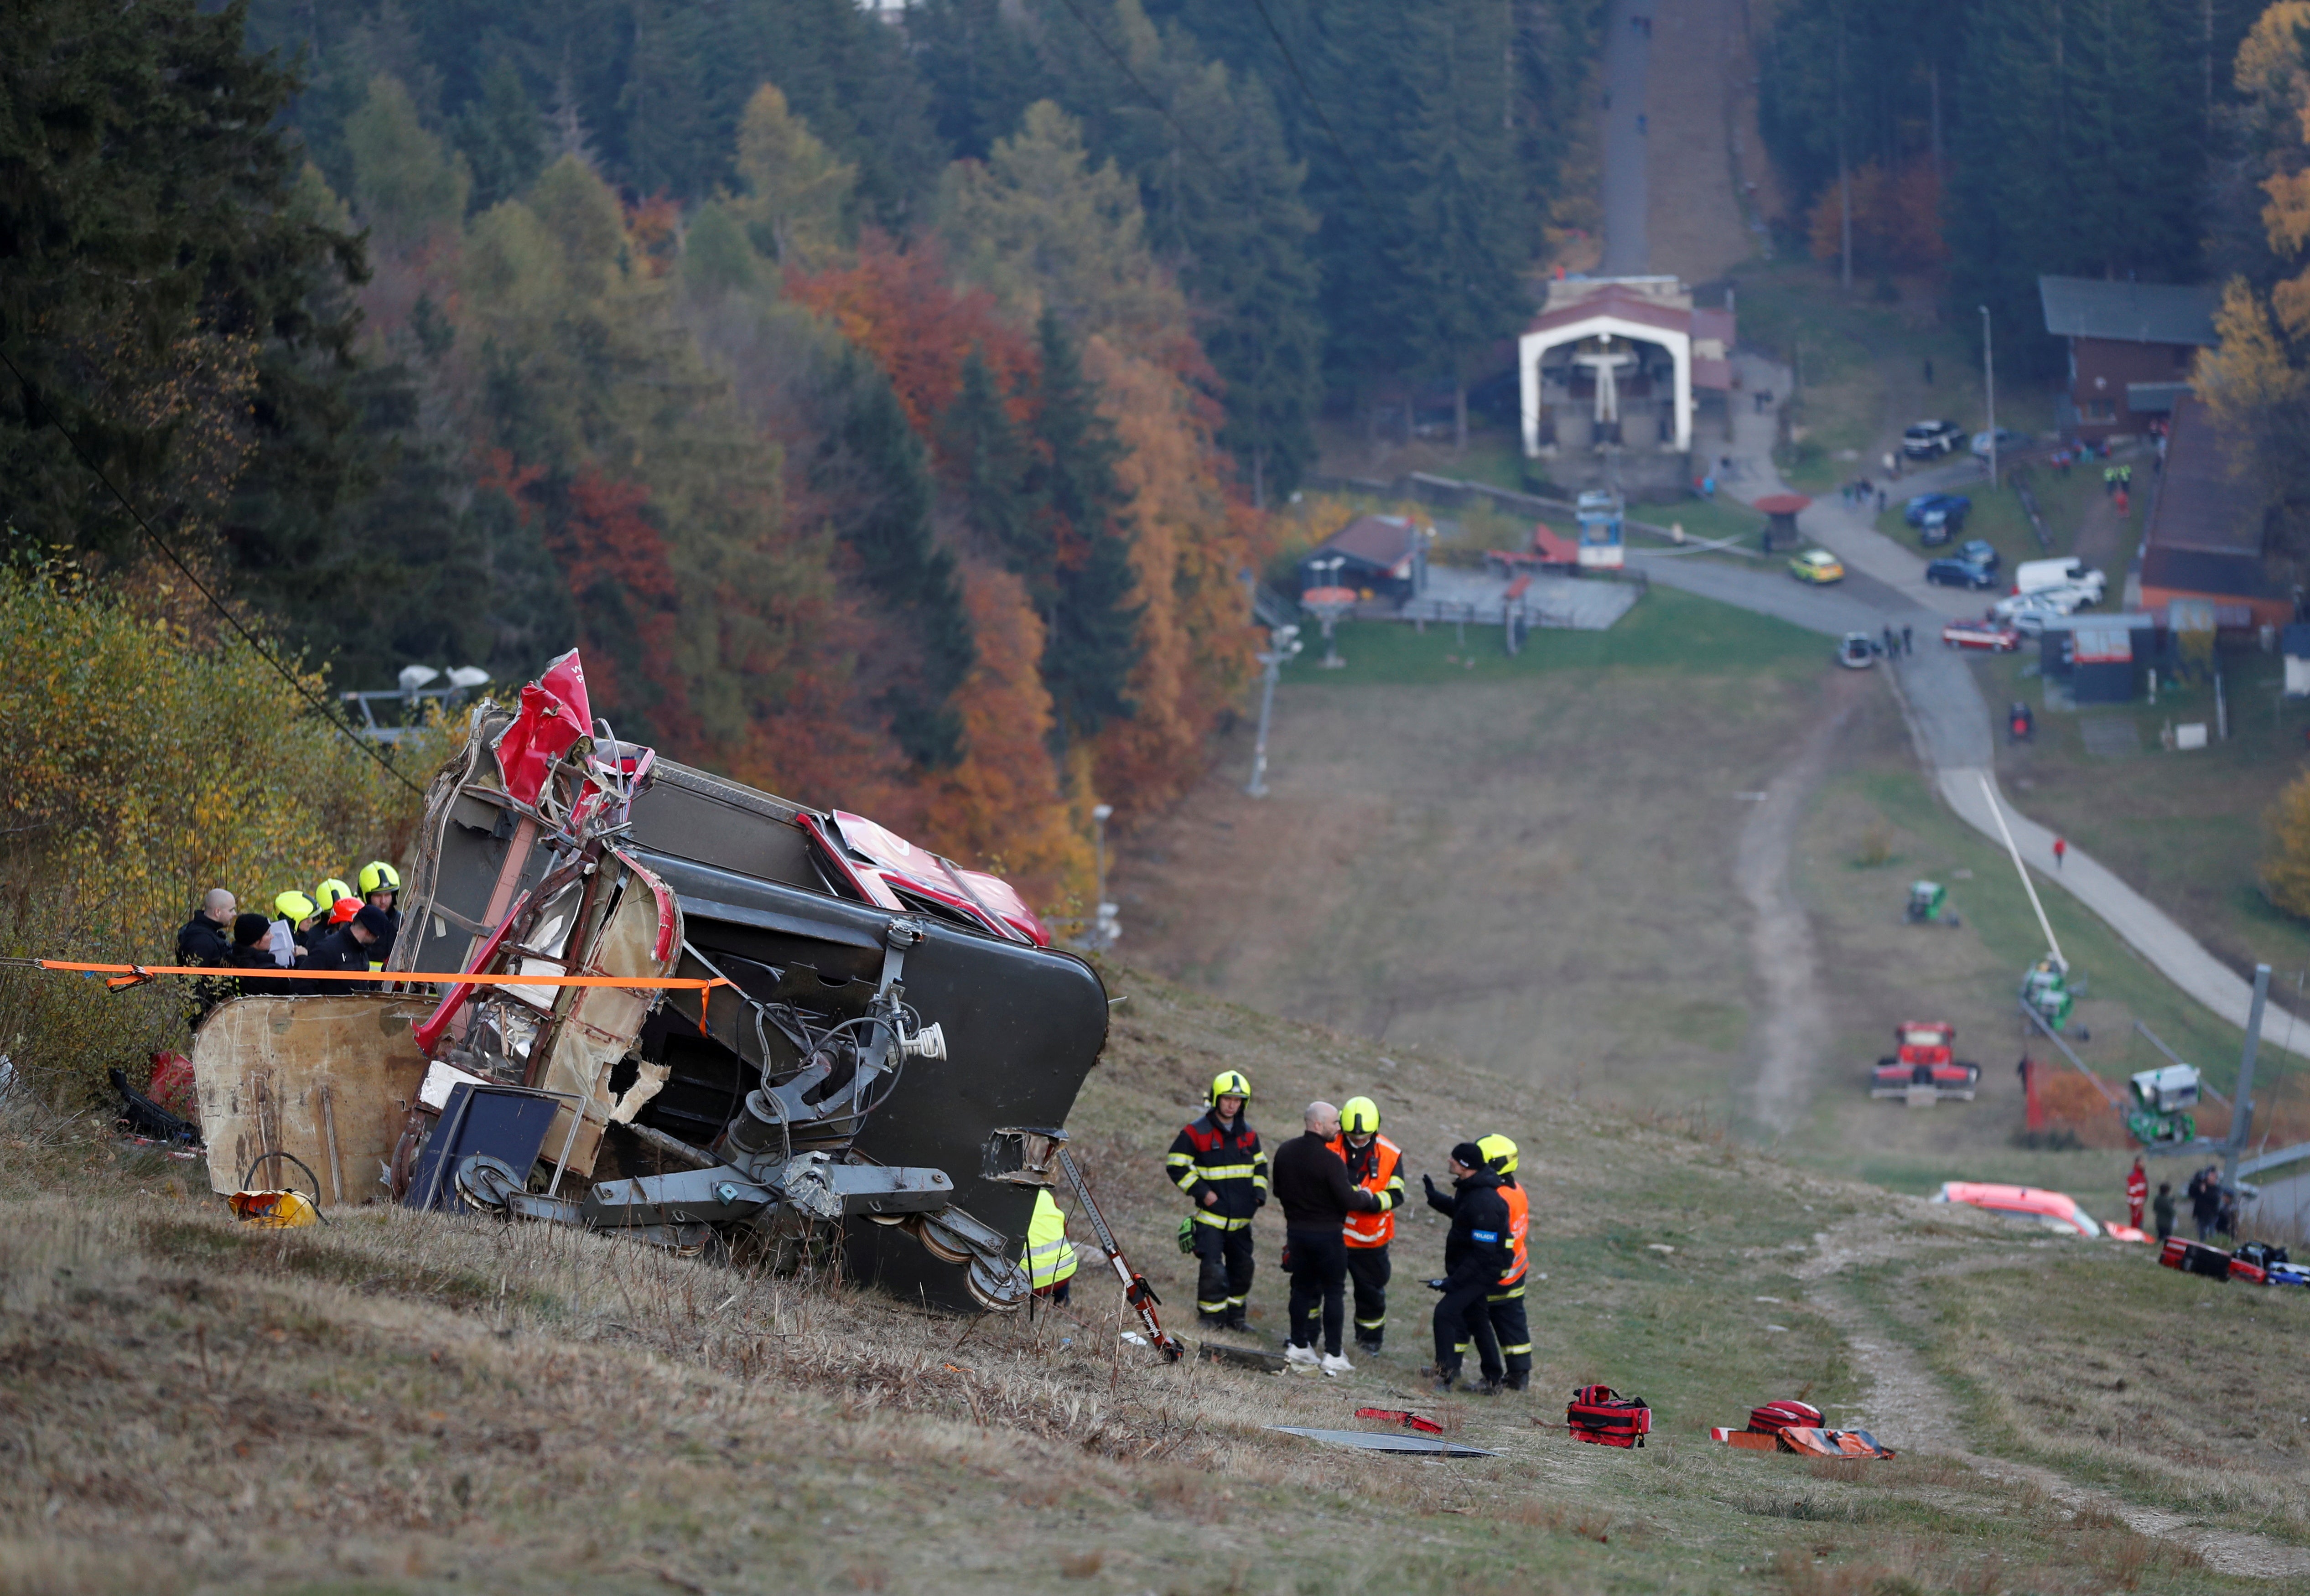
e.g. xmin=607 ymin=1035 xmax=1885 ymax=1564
xmin=2038 ymin=276 xmax=2220 ymax=347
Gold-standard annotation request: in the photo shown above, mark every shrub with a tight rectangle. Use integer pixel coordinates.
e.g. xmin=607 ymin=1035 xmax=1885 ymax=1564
xmin=0 ymin=561 xmax=438 ymax=1098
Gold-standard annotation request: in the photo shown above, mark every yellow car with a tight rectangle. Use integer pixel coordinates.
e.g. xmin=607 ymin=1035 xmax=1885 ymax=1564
xmin=1789 ymin=549 xmax=1845 ymax=585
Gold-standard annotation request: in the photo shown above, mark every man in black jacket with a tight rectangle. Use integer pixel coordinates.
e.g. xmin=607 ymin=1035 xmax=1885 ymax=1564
xmin=306 ymin=905 xmax=389 ymax=990
xmin=1272 ymin=1100 xmax=1383 ymax=1374
xmin=175 ymin=888 xmax=237 ymax=1016
xmin=1424 ymin=1144 xmax=1511 ymax=1394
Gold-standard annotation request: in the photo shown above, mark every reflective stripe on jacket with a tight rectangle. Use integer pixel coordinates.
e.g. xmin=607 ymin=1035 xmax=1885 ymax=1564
xmin=1328 ymin=1133 xmax=1405 ymax=1248
xmin=1025 ymin=1190 xmax=1078 ymax=1288
xmin=1497 ymin=1178 xmax=1529 ymax=1287
xmin=1165 ymin=1110 xmax=1268 ymax=1230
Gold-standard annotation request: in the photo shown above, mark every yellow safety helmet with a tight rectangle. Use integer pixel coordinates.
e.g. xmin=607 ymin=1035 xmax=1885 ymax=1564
xmin=273 ymin=890 xmax=317 ymax=925
xmin=358 ymin=860 xmax=401 ymax=896
xmin=1208 ymin=1069 xmax=1252 ymax=1105
xmin=1477 ymin=1133 xmax=1520 ymax=1176
xmin=1340 ymin=1096 xmax=1381 ymax=1136
xmin=315 ymin=878 xmax=355 ymax=912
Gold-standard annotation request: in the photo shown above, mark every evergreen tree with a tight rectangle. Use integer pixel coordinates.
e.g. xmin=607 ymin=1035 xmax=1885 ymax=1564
xmin=1023 ymin=1 xmax=1322 ymax=501
xmin=457 ymin=59 xmax=548 ymax=212
xmin=0 ymin=0 xmax=367 ymax=568
xmin=1384 ymin=0 xmax=1528 ymax=447
xmin=939 ymin=349 xmax=1044 ymax=574
xmin=1028 ymin=312 xmax=1140 ymax=743
xmin=913 ymin=0 xmax=1050 ymax=160
xmin=813 ymin=347 xmax=976 ymax=768
xmin=1947 ymin=0 xmax=2205 ymax=375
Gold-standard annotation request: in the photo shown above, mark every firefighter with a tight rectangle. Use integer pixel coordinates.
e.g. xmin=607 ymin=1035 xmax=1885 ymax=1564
xmin=1327 ymin=1095 xmax=1405 ymax=1353
xmin=2126 ymin=1156 xmax=2148 ymax=1232
xmin=1475 ymin=1133 xmax=1532 ymax=1389
xmin=1423 ymin=1143 xmax=1510 ymax=1394
xmin=1024 ymin=1189 xmax=1079 ymax=1304
xmin=356 ymin=861 xmax=402 ymax=971
xmin=1166 ymin=1069 xmax=1269 ymax=1331
xmin=270 ymin=890 xmax=319 ymax=970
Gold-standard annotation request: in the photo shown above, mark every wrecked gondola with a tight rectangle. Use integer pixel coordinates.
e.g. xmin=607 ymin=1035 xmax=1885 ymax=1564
xmin=190 ymin=650 xmax=1109 ymax=1313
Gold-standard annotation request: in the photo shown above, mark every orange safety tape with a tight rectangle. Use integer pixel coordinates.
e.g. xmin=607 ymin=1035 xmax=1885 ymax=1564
xmin=33 ymin=959 xmax=733 ymax=1030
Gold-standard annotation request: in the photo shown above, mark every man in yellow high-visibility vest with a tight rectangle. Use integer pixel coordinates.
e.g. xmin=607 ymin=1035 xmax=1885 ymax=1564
xmin=1024 ymin=1189 xmax=1079 ymax=1303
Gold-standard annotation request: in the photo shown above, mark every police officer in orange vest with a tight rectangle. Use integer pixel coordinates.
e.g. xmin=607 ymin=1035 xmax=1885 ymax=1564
xmin=1327 ymin=1095 xmax=1406 ymax=1353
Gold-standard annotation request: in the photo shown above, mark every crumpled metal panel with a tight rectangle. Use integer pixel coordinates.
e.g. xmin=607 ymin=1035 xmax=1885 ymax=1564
xmin=189 ymin=995 xmax=432 ymax=1199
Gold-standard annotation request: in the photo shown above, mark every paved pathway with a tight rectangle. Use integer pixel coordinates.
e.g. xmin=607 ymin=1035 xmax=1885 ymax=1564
xmin=1599 ymin=1 xmax=1649 ymax=275
xmin=1630 ymin=362 xmax=2310 ymax=1057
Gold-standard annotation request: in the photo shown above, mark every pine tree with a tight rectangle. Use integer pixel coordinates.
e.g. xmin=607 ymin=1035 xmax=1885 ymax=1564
xmin=939 ymin=349 xmax=1046 ymax=575
xmin=457 ymin=59 xmax=547 ymax=212
xmin=0 ymin=0 xmax=367 ymax=567
xmin=1384 ymin=0 xmax=1528 ymax=447
xmin=813 ymin=346 xmax=977 ymax=768
xmin=1028 ymin=312 xmax=1140 ymax=743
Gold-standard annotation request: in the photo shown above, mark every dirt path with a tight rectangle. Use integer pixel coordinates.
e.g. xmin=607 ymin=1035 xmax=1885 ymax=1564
xmin=1736 ymin=678 xmax=1864 ymax=1134
xmin=1798 ymin=1218 xmax=2310 ymax=1579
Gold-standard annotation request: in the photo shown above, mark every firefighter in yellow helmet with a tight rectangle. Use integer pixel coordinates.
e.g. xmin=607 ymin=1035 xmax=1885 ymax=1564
xmin=356 ymin=861 xmax=402 ymax=971
xmin=1472 ymin=1134 xmax=1531 ymax=1389
xmin=1326 ymin=1095 xmax=1406 ymax=1353
xmin=1023 ymin=1190 xmax=1079 ymax=1303
xmin=1165 ymin=1069 xmax=1268 ymax=1330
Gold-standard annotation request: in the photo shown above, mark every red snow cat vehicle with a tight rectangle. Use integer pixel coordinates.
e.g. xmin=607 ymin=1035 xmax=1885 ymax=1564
xmin=1871 ymin=1021 xmax=1983 ymax=1102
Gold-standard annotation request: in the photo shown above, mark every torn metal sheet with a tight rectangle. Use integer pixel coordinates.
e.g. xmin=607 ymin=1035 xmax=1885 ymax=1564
xmin=1269 ymin=1427 xmax=1497 ymax=1459
xmin=190 ymin=995 xmax=432 ymax=1198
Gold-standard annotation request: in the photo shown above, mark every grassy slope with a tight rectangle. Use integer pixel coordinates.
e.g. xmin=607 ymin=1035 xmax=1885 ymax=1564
xmin=0 ymin=968 xmax=2292 ymax=1596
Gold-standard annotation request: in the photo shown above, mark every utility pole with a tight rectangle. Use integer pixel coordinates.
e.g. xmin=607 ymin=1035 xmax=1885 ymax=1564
xmin=1246 ymin=623 xmax=1301 ymax=798
xmin=2225 ymin=964 xmax=2271 ymax=1195
xmin=1979 ymin=304 xmax=1998 ymax=491
xmin=1090 ymin=803 xmax=1116 ymax=950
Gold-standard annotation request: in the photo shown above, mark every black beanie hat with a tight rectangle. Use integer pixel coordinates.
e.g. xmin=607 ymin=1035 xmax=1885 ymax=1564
xmin=354 ymin=904 xmax=392 ymax=938
xmin=1449 ymin=1141 xmax=1486 ymax=1169
xmin=233 ymin=912 xmax=271 ymax=947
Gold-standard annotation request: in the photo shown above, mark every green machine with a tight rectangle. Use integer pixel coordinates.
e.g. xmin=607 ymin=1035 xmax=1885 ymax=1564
xmin=2125 ymin=1065 xmax=2201 ymax=1146
xmin=1905 ymin=881 xmax=1960 ymax=926
xmin=2020 ymin=958 xmax=2074 ymax=1031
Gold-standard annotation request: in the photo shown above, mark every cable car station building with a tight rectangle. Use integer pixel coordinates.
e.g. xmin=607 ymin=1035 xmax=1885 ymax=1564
xmin=1517 ymin=277 xmax=1734 ymax=494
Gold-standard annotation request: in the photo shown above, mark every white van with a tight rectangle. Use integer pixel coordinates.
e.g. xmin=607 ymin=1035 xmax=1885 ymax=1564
xmin=2014 ymin=556 xmax=2105 ymax=603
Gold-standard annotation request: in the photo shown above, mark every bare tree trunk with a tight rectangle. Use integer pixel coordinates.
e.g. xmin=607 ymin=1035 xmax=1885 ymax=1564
xmin=1455 ymin=368 xmax=1469 ymax=453
xmin=1251 ymin=447 xmax=1267 ymax=511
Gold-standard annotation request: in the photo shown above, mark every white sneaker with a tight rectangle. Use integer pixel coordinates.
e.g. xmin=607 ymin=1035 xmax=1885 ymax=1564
xmin=1319 ymin=1352 xmax=1355 ymax=1377
xmin=1283 ymin=1342 xmax=1320 ymax=1366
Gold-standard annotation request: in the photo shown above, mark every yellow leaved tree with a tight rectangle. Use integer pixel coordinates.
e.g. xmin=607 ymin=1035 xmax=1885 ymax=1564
xmin=0 ymin=562 xmax=439 ymax=1095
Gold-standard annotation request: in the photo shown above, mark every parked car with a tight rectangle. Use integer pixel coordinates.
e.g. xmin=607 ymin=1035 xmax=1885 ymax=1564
xmin=1931 ymin=1181 xmax=2104 ymax=1238
xmin=1993 ymin=585 xmax=2086 ymax=622
xmin=2014 ymin=556 xmax=2104 ymax=601
xmin=1942 ymin=617 xmax=2021 ymax=652
xmin=2000 ymin=597 xmax=2070 ymax=637
xmin=1918 ymin=507 xmax=1962 ymax=547
xmin=1789 ymin=549 xmax=1845 ymax=585
xmin=1838 ymin=632 xmax=1879 ymax=669
xmin=1926 ymin=556 xmax=1999 ymax=590
xmin=1971 ymin=426 xmax=2030 ymax=460
xmin=1903 ymin=492 xmax=1972 ymax=528
xmin=1902 ymin=420 xmax=1966 ymax=458
xmin=1954 ymin=538 xmax=2000 ymax=571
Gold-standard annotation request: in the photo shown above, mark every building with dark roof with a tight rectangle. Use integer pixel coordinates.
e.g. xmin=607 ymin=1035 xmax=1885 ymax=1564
xmin=2136 ymin=394 xmax=2291 ymax=630
xmin=2038 ymin=276 xmax=2219 ymax=440
xmin=1301 ymin=514 xmax=1427 ymax=602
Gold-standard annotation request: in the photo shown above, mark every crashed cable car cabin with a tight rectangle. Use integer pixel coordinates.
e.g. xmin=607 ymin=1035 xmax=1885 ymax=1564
xmin=188 ymin=650 xmax=1109 ymax=1314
